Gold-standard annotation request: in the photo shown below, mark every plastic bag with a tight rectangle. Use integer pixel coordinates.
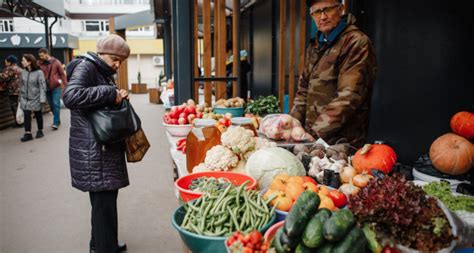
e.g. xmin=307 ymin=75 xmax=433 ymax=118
xmin=16 ymin=103 xmax=24 ymax=125
xmin=259 ymin=114 xmax=314 ymax=142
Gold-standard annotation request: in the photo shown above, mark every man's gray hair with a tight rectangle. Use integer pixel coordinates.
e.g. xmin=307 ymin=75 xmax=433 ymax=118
xmin=307 ymin=0 xmax=342 ymax=7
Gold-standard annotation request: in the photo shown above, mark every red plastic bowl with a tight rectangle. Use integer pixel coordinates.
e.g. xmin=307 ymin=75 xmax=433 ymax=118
xmin=264 ymin=220 xmax=284 ymax=242
xmin=175 ymin=171 xmax=257 ymax=202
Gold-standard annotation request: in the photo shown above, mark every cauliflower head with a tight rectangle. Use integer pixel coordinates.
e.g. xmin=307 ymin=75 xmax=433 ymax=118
xmin=192 ymin=163 xmax=212 ymax=173
xmin=221 ymin=126 xmax=256 ymax=154
xmin=255 ymin=137 xmax=277 ymax=149
xmin=204 ymin=145 xmax=239 ymax=171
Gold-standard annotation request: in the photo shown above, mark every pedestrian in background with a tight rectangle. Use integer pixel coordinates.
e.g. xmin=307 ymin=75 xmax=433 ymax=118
xmin=38 ymin=48 xmax=67 ymax=130
xmin=0 ymin=55 xmax=23 ymax=127
xmin=63 ymin=34 xmax=130 ymax=253
xmin=19 ymin=54 xmax=46 ymax=142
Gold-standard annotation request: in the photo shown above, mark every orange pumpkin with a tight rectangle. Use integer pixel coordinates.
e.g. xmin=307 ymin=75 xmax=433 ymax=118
xmin=450 ymin=111 xmax=474 ymax=140
xmin=429 ymin=133 xmax=474 ymax=175
xmin=352 ymin=144 xmax=397 ymax=174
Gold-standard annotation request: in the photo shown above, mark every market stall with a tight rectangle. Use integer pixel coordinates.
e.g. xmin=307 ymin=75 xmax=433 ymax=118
xmin=163 ymin=95 xmax=474 ymax=253
xmin=163 ymin=0 xmax=474 ymax=251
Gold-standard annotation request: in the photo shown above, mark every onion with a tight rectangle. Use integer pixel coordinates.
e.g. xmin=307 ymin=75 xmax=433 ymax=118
xmin=339 ymin=183 xmax=360 ymax=196
xmin=340 ymin=166 xmax=357 ymax=183
xmin=352 ymin=173 xmax=374 ymax=188
xmin=291 ymin=127 xmax=306 ymax=141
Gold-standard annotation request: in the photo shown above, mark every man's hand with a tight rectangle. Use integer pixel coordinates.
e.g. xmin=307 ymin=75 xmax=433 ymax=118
xmin=115 ymin=89 xmax=129 ymax=104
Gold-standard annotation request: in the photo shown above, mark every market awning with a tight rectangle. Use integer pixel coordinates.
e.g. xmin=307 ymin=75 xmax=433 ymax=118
xmin=114 ymin=10 xmax=155 ymax=31
xmin=0 ymin=0 xmax=65 ymax=19
xmin=0 ymin=33 xmax=78 ymax=49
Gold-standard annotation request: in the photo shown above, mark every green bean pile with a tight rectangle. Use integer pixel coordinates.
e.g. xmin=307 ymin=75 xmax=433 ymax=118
xmin=181 ymin=181 xmax=277 ymax=237
xmin=188 ymin=177 xmax=231 ymax=194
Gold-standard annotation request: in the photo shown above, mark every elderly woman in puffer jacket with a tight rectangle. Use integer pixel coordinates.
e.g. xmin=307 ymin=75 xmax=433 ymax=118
xmin=19 ymin=54 xmax=47 ymax=142
xmin=63 ymin=34 xmax=130 ymax=253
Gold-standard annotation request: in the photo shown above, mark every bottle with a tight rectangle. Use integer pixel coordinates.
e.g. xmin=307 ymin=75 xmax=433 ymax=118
xmin=186 ymin=119 xmax=221 ymax=173
xmin=231 ymin=117 xmax=257 ymax=137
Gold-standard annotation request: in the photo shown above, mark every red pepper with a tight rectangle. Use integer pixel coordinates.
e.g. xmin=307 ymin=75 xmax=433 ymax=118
xmin=327 ymin=190 xmax=348 ymax=208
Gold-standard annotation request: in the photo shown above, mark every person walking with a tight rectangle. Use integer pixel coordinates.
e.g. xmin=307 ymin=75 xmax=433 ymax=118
xmin=0 ymin=55 xmax=23 ymax=127
xmin=63 ymin=34 xmax=130 ymax=253
xmin=19 ymin=54 xmax=47 ymax=142
xmin=38 ymin=48 xmax=67 ymax=130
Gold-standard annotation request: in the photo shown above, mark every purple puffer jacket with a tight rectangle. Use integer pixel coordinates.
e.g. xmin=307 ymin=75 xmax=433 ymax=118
xmin=63 ymin=52 xmax=129 ymax=192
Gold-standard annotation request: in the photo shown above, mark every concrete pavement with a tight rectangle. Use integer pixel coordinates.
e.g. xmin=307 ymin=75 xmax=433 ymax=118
xmin=0 ymin=94 xmax=182 ymax=253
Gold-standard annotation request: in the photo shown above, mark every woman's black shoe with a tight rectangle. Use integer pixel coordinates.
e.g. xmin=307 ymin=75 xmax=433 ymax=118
xmin=20 ymin=133 xmax=33 ymax=142
xmin=36 ymin=130 xmax=44 ymax=138
xmin=90 ymin=242 xmax=127 ymax=253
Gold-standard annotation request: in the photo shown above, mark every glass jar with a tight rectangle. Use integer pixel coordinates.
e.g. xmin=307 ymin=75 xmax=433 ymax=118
xmin=186 ymin=119 xmax=221 ymax=173
xmin=231 ymin=117 xmax=257 ymax=136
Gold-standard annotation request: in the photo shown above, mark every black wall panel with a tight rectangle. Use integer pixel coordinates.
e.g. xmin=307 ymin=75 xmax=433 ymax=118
xmin=250 ymin=0 xmax=274 ymax=97
xmin=352 ymin=0 xmax=474 ymax=165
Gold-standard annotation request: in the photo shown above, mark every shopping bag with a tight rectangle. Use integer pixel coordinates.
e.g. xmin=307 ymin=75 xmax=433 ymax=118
xmin=16 ymin=104 xmax=24 ymax=125
xmin=125 ymin=128 xmax=150 ymax=163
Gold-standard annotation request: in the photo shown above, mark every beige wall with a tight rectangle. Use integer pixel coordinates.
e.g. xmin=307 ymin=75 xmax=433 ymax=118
xmin=127 ymin=54 xmax=164 ymax=89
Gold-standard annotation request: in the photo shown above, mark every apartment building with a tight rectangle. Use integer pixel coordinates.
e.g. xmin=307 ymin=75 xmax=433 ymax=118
xmin=1 ymin=0 xmax=164 ymax=89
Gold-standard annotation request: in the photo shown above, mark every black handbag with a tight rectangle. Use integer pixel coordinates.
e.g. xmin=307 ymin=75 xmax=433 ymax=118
xmin=87 ymin=99 xmax=141 ymax=144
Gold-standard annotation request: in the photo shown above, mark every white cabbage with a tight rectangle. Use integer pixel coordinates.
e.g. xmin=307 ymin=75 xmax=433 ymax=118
xmin=245 ymin=147 xmax=306 ymax=189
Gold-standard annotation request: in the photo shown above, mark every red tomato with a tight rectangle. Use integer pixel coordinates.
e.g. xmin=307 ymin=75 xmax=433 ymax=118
xmin=187 ymin=114 xmax=196 ymax=123
xmin=184 ymin=107 xmax=193 ymax=115
xmin=226 ymin=237 xmax=235 ymax=247
xmin=382 ymin=246 xmax=400 ymax=253
xmin=302 ymin=176 xmax=318 ymax=185
xmin=248 ymin=231 xmax=262 ymax=245
xmin=327 ymin=190 xmax=348 ymax=208
xmin=242 ymin=247 xmax=253 ymax=253
xmin=178 ymin=118 xmax=188 ymax=125
xmin=238 ymin=234 xmax=246 ymax=244
xmin=196 ymin=111 xmax=203 ymax=119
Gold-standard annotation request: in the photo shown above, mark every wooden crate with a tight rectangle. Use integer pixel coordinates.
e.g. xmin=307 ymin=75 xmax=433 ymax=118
xmin=148 ymin=88 xmax=162 ymax=104
xmin=131 ymin=83 xmax=148 ymax=94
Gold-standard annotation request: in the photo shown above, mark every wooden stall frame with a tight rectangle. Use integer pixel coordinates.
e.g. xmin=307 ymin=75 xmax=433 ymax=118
xmin=278 ymin=0 xmax=287 ymax=112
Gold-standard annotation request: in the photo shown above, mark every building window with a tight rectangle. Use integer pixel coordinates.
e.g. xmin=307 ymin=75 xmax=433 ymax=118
xmin=128 ymin=26 xmax=151 ymax=32
xmin=0 ymin=19 xmax=14 ymax=33
xmin=82 ymin=20 xmax=109 ymax=32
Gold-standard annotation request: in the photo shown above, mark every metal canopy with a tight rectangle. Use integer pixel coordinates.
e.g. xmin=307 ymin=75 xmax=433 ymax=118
xmin=114 ymin=10 xmax=155 ymax=31
xmin=0 ymin=0 xmax=65 ymax=21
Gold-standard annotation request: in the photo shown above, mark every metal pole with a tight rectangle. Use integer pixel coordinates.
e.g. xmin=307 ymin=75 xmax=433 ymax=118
xmin=172 ymin=0 xmax=193 ymax=105
xmin=44 ymin=17 xmax=49 ymax=51
xmin=234 ymin=0 xmax=241 ymax=98
xmin=163 ymin=0 xmax=172 ymax=80
xmin=48 ymin=17 xmax=58 ymax=53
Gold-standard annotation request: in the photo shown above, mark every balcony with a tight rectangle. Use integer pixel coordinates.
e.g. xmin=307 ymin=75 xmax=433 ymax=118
xmin=65 ymin=0 xmax=150 ymax=15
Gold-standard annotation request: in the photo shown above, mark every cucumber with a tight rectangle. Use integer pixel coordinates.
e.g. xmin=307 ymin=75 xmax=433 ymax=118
xmin=273 ymin=227 xmax=286 ymax=253
xmin=323 ymin=208 xmax=355 ymax=242
xmin=295 ymin=242 xmax=316 ymax=253
xmin=332 ymin=226 xmax=367 ymax=253
xmin=280 ymin=230 xmax=299 ymax=252
xmin=315 ymin=243 xmax=333 ymax=253
xmin=362 ymin=223 xmax=382 ymax=253
xmin=285 ymin=191 xmax=320 ymax=238
xmin=302 ymin=209 xmax=332 ymax=248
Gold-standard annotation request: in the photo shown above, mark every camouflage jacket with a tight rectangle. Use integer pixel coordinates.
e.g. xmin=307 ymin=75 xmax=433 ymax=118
xmin=0 ymin=65 xmax=22 ymax=96
xmin=291 ymin=14 xmax=377 ymax=148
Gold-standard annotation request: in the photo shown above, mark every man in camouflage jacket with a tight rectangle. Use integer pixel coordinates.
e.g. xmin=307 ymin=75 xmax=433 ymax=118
xmin=291 ymin=0 xmax=377 ymax=148
xmin=0 ymin=55 xmax=22 ymax=126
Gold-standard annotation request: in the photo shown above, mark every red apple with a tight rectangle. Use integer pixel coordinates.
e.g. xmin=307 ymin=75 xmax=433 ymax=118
xmin=171 ymin=119 xmax=179 ymax=125
xmin=196 ymin=112 xmax=203 ymax=119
